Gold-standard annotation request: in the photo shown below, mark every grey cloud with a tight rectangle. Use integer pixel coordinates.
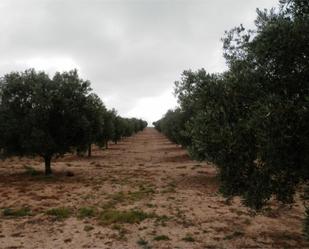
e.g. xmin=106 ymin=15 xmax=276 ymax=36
xmin=0 ymin=0 xmax=278 ymax=123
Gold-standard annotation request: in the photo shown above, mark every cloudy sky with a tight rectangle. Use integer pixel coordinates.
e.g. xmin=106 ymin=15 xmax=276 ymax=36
xmin=0 ymin=0 xmax=278 ymax=124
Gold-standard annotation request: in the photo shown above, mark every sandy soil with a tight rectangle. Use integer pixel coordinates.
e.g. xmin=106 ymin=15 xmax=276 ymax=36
xmin=0 ymin=128 xmax=308 ymax=249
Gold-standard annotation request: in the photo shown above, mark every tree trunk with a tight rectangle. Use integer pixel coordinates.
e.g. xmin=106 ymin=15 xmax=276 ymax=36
xmin=105 ymin=140 xmax=108 ymax=149
xmin=88 ymin=144 xmax=92 ymax=157
xmin=44 ymin=155 xmax=52 ymax=175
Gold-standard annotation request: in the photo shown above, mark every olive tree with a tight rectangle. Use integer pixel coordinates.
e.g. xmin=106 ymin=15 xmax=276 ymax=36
xmin=155 ymin=0 xmax=308 ymax=210
xmin=0 ymin=69 xmax=93 ymax=175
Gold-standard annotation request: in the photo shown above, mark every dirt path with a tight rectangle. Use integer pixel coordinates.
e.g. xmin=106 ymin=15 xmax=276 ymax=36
xmin=0 ymin=128 xmax=307 ymax=249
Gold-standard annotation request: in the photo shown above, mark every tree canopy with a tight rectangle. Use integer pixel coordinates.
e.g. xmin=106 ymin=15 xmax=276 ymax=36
xmin=0 ymin=69 xmax=147 ymax=175
xmin=154 ymin=0 xmax=308 ymax=210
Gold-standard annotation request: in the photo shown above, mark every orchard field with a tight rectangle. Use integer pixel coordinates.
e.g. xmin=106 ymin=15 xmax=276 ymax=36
xmin=0 ymin=128 xmax=307 ymax=249
xmin=0 ymin=0 xmax=308 ymax=248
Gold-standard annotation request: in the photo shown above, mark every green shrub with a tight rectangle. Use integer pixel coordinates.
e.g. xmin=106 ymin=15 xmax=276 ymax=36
xmin=154 ymin=0 xmax=309 ymax=211
xmin=182 ymin=234 xmax=195 ymax=242
xmin=84 ymin=225 xmax=94 ymax=232
xmin=99 ymin=209 xmax=155 ymax=225
xmin=46 ymin=207 xmax=71 ymax=220
xmin=24 ymin=165 xmax=39 ymax=176
xmin=78 ymin=207 xmax=96 ymax=218
xmin=2 ymin=207 xmax=31 ymax=217
xmin=153 ymin=235 xmax=170 ymax=241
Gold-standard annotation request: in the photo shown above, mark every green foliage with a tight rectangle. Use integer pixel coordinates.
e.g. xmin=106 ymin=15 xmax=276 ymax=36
xmin=46 ymin=207 xmax=71 ymax=220
xmin=99 ymin=209 xmax=155 ymax=225
xmin=224 ymin=231 xmax=244 ymax=240
xmin=23 ymin=165 xmax=39 ymax=176
xmin=153 ymin=235 xmax=170 ymax=241
xmin=153 ymin=108 xmax=190 ymax=146
xmin=137 ymin=238 xmax=152 ymax=249
xmin=84 ymin=225 xmax=94 ymax=232
xmin=78 ymin=93 xmax=107 ymax=156
xmin=0 ymin=69 xmax=91 ymax=174
xmin=0 ymin=69 xmax=147 ymax=173
xmin=154 ymin=0 xmax=309 ymax=210
xmin=182 ymin=234 xmax=195 ymax=242
xmin=2 ymin=207 xmax=31 ymax=217
xmin=112 ymin=116 xmax=147 ymax=144
xmin=78 ymin=207 xmax=96 ymax=218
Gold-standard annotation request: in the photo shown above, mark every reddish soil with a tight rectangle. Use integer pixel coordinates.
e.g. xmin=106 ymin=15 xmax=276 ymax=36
xmin=0 ymin=128 xmax=307 ymax=249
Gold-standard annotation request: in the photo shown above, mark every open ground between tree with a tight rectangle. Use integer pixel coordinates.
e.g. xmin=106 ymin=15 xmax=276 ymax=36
xmin=0 ymin=128 xmax=307 ymax=249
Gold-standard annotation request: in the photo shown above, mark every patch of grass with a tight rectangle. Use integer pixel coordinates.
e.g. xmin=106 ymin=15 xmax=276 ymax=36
xmin=167 ymin=196 xmax=176 ymax=200
xmin=46 ymin=207 xmax=71 ymax=220
xmin=84 ymin=225 xmax=94 ymax=232
xmin=137 ymin=238 xmax=148 ymax=245
xmin=146 ymin=203 xmax=156 ymax=208
xmin=78 ymin=207 xmax=96 ymax=218
xmin=302 ymin=186 xmax=309 ymax=200
xmin=304 ymin=207 xmax=309 ymax=241
xmin=82 ymin=194 xmax=95 ymax=200
xmin=111 ymin=191 xmax=127 ymax=202
xmin=34 ymin=174 xmax=56 ymax=181
xmin=129 ymin=186 xmax=155 ymax=201
xmin=137 ymin=238 xmax=152 ymax=249
xmin=99 ymin=209 xmax=156 ymax=225
xmin=155 ymin=214 xmax=170 ymax=226
xmin=111 ymin=224 xmax=122 ymax=230
xmin=2 ymin=207 xmax=31 ymax=217
xmin=182 ymin=234 xmax=195 ymax=242
xmin=161 ymin=182 xmax=176 ymax=193
xmin=153 ymin=235 xmax=170 ymax=241
xmin=111 ymin=224 xmax=128 ymax=240
xmin=102 ymin=201 xmax=117 ymax=210
xmin=24 ymin=165 xmax=39 ymax=176
xmin=224 ymin=231 xmax=245 ymax=240
xmin=191 ymin=164 xmax=202 ymax=170
xmin=103 ymin=187 xmax=155 ymax=209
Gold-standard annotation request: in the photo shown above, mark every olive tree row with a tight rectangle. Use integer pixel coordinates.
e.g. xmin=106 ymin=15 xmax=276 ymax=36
xmin=154 ymin=0 xmax=308 ymax=212
xmin=0 ymin=69 xmax=147 ymax=175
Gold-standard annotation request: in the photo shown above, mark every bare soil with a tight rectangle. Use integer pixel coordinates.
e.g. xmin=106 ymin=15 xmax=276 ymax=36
xmin=0 ymin=128 xmax=307 ymax=249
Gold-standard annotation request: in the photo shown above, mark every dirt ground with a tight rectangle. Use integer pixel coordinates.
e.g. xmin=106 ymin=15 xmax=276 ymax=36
xmin=0 ymin=128 xmax=308 ymax=249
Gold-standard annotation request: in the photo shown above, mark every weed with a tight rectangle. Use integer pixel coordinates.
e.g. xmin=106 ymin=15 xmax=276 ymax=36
xmin=224 ymin=231 xmax=244 ymax=240
xmin=99 ymin=209 xmax=156 ymax=225
xmin=82 ymin=194 xmax=95 ymax=200
xmin=84 ymin=225 xmax=94 ymax=232
xmin=2 ymin=207 xmax=31 ymax=217
xmin=24 ymin=165 xmax=39 ymax=176
xmin=153 ymin=235 xmax=170 ymax=241
xmin=111 ymin=224 xmax=127 ymax=240
xmin=155 ymin=214 xmax=169 ymax=226
xmin=78 ymin=207 xmax=96 ymax=218
xmin=182 ymin=234 xmax=195 ymax=242
xmin=104 ymin=188 xmax=155 ymax=209
xmin=191 ymin=164 xmax=202 ymax=169
xmin=137 ymin=238 xmax=148 ymax=245
xmin=161 ymin=182 xmax=176 ymax=193
xmin=137 ymin=238 xmax=152 ymax=249
xmin=46 ymin=207 xmax=71 ymax=220
xmin=302 ymin=185 xmax=309 ymax=201
xmin=146 ymin=203 xmax=156 ymax=208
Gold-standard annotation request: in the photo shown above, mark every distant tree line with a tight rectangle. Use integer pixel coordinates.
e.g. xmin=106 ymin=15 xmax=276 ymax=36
xmin=0 ymin=69 xmax=147 ymax=175
xmin=154 ymin=0 xmax=308 ymax=218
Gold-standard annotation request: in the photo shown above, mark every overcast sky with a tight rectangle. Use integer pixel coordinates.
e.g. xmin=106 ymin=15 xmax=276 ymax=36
xmin=0 ymin=0 xmax=278 ymax=124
